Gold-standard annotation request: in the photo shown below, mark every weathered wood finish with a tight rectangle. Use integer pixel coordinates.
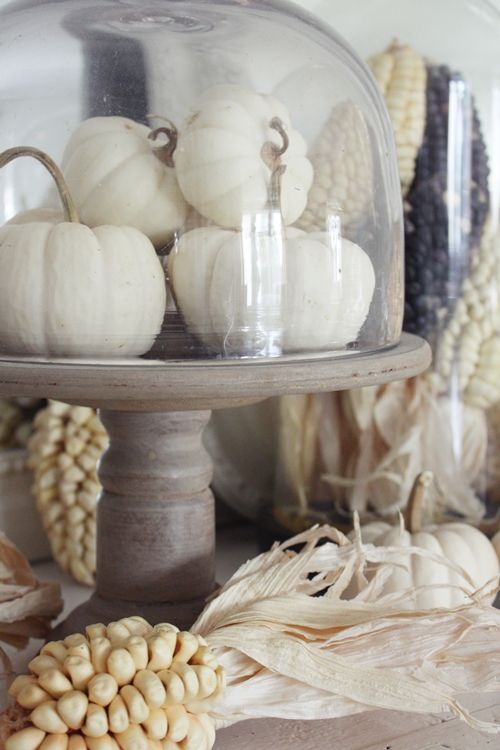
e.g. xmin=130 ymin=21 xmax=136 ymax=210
xmin=215 ymin=694 xmax=499 ymax=750
xmin=0 ymin=334 xmax=431 ymax=410
xmin=97 ymin=410 xmax=214 ymax=604
xmin=53 ymin=410 xmax=216 ymax=635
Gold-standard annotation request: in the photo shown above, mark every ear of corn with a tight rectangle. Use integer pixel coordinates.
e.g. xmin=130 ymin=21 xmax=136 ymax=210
xmin=297 ymin=100 xmax=373 ymax=238
xmin=3 ymin=618 xmax=222 ymax=750
xmin=0 ymin=398 xmax=44 ymax=451
xmin=28 ymin=402 xmax=108 ymax=586
xmin=368 ymin=41 xmax=427 ymax=196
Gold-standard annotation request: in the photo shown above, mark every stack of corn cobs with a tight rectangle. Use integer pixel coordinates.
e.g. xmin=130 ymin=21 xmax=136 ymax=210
xmin=275 ymin=42 xmax=500 ymax=528
xmin=369 ymin=42 xmax=496 ymax=401
xmin=369 ymin=44 xmax=490 ymax=352
xmin=369 ymin=43 xmax=500 ymax=508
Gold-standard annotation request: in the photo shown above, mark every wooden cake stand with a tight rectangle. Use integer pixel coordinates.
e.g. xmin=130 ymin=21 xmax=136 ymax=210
xmin=0 ymin=334 xmax=430 ymax=635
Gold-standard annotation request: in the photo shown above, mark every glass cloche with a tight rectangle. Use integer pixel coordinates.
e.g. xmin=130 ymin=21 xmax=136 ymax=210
xmin=0 ymin=0 xmax=404 ymax=363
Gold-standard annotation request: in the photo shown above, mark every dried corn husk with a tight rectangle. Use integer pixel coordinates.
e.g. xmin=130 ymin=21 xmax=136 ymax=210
xmin=196 ymin=525 xmax=500 ymax=732
xmin=0 ymin=533 xmax=62 ymax=654
xmin=486 ymin=402 xmax=500 ymax=503
xmin=3 ymin=527 xmax=500 ymax=748
xmin=28 ymin=402 xmax=108 ymax=586
xmin=329 ymin=376 xmax=487 ymax=520
xmin=297 ymin=100 xmax=373 ymax=237
xmin=368 ymin=41 xmax=427 ymax=195
xmin=277 ymin=375 xmax=487 ymax=525
xmin=276 ymin=395 xmax=327 ymax=513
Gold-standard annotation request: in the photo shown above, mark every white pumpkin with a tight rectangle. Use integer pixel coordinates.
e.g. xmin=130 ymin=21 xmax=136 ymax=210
xmin=174 ymin=85 xmax=314 ymax=228
xmin=0 ymin=147 xmax=166 ymax=359
xmin=169 ymin=226 xmax=375 ymax=355
xmin=61 ymin=116 xmax=188 ymax=247
xmin=353 ymin=473 xmax=500 ymax=609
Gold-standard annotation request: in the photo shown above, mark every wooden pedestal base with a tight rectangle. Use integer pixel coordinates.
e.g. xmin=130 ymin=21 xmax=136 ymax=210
xmin=52 ymin=591 xmax=210 ymax=639
xmin=56 ymin=409 xmax=216 ymax=635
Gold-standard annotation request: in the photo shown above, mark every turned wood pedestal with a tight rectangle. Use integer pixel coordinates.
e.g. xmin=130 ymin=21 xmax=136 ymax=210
xmin=0 ymin=334 xmax=430 ymax=635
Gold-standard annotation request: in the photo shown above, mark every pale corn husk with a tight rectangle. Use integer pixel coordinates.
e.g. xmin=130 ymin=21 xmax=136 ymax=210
xmin=28 ymin=402 xmax=108 ymax=586
xmin=297 ymin=100 xmax=373 ymax=238
xmin=0 ymin=533 xmax=62 ymax=653
xmin=277 ymin=375 xmax=487 ymax=525
xmin=276 ymin=395 xmax=327 ymax=514
xmin=332 ymin=377 xmax=487 ymax=519
xmin=192 ymin=525 xmax=500 ymax=733
xmin=368 ymin=42 xmax=427 ymax=195
xmin=486 ymin=402 xmax=500 ymax=499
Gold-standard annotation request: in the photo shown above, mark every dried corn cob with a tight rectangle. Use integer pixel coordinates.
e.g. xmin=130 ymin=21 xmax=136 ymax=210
xmin=368 ymin=41 xmax=427 ymax=196
xmin=0 ymin=398 xmax=44 ymax=451
xmin=3 ymin=617 xmax=223 ymax=750
xmin=437 ymin=228 xmax=500 ymax=408
xmin=403 ymin=64 xmax=489 ymax=339
xmin=28 ymin=402 xmax=108 ymax=586
xmin=297 ymin=100 xmax=373 ymax=237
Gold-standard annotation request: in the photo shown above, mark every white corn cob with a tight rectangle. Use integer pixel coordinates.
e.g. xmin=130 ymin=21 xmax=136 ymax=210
xmin=368 ymin=41 xmax=427 ymax=196
xmin=28 ymin=402 xmax=108 ymax=586
xmin=0 ymin=398 xmax=44 ymax=450
xmin=3 ymin=618 xmax=223 ymax=750
xmin=436 ymin=229 xmax=500 ymax=409
xmin=297 ymin=100 xmax=373 ymax=237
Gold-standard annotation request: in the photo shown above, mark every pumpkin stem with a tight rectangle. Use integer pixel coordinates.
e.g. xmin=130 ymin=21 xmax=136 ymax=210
xmin=149 ymin=124 xmax=178 ymax=168
xmin=405 ymin=471 xmax=433 ymax=533
xmin=268 ymin=164 xmax=287 ymax=212
xmin=261 ymin=117 xmax=290 ymax=171
xmin=260 ymin=118 xmax=290 ymax=215
xmin=0 ymin=146 xmax=79 ymax=223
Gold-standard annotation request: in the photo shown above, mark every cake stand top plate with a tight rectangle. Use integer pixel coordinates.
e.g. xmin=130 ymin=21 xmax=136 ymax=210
xmin=0 ymin=333 xmax=431 ymax=411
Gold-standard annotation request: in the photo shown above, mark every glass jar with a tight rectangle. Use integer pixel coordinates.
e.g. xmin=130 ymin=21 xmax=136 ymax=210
xmin=0 ymin=0 xmax=403 ymax=363
xmin=267 ymin=0 xmax=500 ymax=533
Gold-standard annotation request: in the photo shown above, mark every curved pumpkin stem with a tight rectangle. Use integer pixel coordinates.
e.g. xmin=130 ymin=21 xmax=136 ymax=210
xmin=0 ymin=146 xmax=79 ymax=224
xmin=405 ymin=471 xmax=434 ymax=533
xmin=261 ymin=118 xmax=290 ymax=215
xmin=262 ymin=117 xmax=290 ymax=167
xmin=148 ymin=123 xmax=178 ymax=168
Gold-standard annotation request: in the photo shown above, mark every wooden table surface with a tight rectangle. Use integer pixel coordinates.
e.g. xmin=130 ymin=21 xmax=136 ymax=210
xmin=3 ymin=524 xmax=499 ymax=750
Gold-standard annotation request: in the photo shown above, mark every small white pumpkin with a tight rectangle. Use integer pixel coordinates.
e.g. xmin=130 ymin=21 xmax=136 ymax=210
xmin=169 ymin=225 xmax=375 ymax=355
xmin=354 ymin=472 xmax=500 ymax=608
xmin=0 ymin=147 xmax=166 ymax=358
xmin=62 ymin=116 xmax=188 ymax=247
xmin=174 ymin=84 xmax=314 ymax=228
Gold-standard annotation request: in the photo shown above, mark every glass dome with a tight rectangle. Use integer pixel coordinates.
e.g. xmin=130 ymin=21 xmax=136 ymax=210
xmin=0 ymin=0 xmax=403 ymax=363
